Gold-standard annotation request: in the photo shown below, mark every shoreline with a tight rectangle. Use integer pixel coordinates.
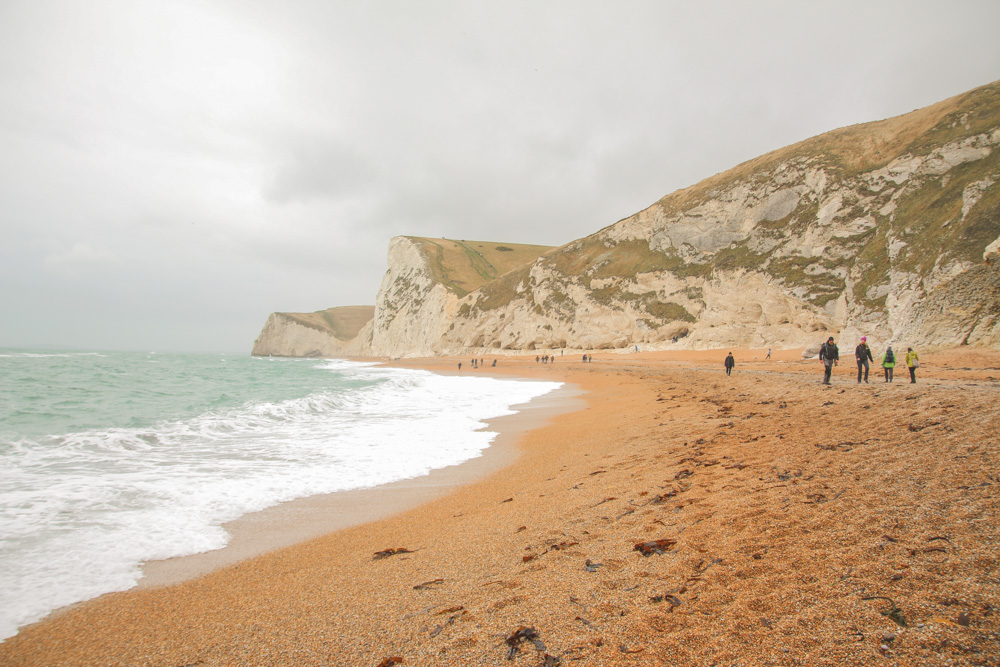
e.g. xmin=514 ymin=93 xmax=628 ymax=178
xmin=139 ymin=378 xmax=585 ymax=589
xmin=2 ymin=347 xmax=998 ymax=666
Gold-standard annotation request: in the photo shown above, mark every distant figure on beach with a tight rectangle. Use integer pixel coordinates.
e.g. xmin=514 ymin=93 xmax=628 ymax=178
xmin=905 ymin=347 xmax=920 ymax=383
xmin=492 ymin=359 xmax=496 ymax=367
xmin=635 ymin=345 xmax=639 ymax=352
xmin=881 ymin=345 xmax=897 ymax=383
xmin=766 ymin=348 xmax=771 ymax=360
xmin=535 ymin=356 xmax=540 ymax=363
xmin=458 ymin=362 xmax=462 ymax=370
xmin=855 ymin=336 xmax=873 ymax=384
xmin=724 ymin=352 xmax=735 ymax=376
xmin=820 ymin=337 xmax=839 ymax=384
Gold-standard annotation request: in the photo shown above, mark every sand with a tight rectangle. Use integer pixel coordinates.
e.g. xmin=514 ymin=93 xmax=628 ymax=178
xmin=1 ymin=347 xmax=998 ymax=666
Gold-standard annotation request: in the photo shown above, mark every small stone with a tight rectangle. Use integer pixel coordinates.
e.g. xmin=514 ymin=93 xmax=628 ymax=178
xmin=882 ymin=632 xmax=897 ymax=643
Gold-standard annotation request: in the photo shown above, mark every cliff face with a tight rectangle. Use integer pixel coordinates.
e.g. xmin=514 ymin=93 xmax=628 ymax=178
xmin=352 ymin=237 xmax=555 ymax=357
xmin=253 ymin=80 xmax=1000 ymax=358
xmin=435 ymin=80 xmax=1000 ymax=353
xmin=251 ymin=306 xmax=374 ymax=357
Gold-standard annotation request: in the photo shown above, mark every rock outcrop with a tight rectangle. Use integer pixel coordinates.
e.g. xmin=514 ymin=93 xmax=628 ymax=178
xmin=251 ymin=306 xmax=374 ymax=357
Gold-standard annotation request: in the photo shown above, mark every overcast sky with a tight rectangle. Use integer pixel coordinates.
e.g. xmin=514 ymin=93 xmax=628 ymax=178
xmin=2 ymin=1 xmax=998 ymax=353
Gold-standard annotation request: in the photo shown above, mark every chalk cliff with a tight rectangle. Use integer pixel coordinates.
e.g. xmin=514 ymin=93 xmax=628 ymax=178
xmin=433 ymin=80 xmax=1000 ymax=354
xmin=251 ymin=306 xmax=374 ymax=357
xmin=254 ymin=80 xmax=1000 ymax=357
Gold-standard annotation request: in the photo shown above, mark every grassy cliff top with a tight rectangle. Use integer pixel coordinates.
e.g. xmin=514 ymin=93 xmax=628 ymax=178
xmin=650 ymin=78 xmax=1000 ymax=215
xmin=282 ymin=306 xmax=375 ymax=341
xmin=405 ymin=237 xmax=555 ymax=297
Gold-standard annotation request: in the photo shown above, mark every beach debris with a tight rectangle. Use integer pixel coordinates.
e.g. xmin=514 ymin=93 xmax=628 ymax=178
xmin=501 ymin=497 xmax=514 ymax=503
xmin=584 ymin=559 xmax=603 ymax=572
xmin=374 ymin=548 xmax=416 ymax=560
xmin=649 ymin=593 xmax=683 ymax=610
xmin=524 ymin=539 xmax=580 ymax=564
xmin=516 ymin=525 xmax=527 ymax=532
xmin=540 ymin=654 xmax=560 ymax=666
xmin=435 ymin=606 xmax=464 ymax=615
xmin=376 ymin=658 xmax=404 ymax=666
xmin=862 ymin=596 xmax=907 ymax=627
xmin=619 ymin=644 xmax=645 ymax=654
xmin=505 ymin=626 xmax=546 ymax=660
xmin=413 ymin=578 xmax=444 ymax=590
xmin=957 ymin=612 xmax=971 ymax=627
xmin=430 ymin=609 xmax=466 ymax=637
xmin=589 ymin=470 xmax=607 ymax=476
xmin=674 ymin=469 xmax=693 ymax=480
xmin=575 ymin=616 xmax=599 ymax=630
xmin=695 ymin=557 xmax=723 ymax=572
xmin=549 ymin=540 xmax=578 ymax=551
xmin=652 ymin=489 xmax=679 ymax=504
xmin=634 ymin=538 xmax=677 ymax=556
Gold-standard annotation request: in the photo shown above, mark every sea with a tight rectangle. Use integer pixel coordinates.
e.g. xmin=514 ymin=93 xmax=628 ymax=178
xmin=0 ymin=349 xmax=561 ymax=641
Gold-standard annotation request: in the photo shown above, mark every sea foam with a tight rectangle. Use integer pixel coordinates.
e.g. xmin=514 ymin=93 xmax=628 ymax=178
xmin=0 ymin=355 xmax=559 ymax=640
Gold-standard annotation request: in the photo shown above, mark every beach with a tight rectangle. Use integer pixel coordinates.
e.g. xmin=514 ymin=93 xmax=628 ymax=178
xmin=1 ymin=348 xmax=998 ymax=666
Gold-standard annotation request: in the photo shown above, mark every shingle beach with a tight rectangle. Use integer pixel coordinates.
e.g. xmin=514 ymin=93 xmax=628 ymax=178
xmin=2 ymin=348 xmax=998 ymax=666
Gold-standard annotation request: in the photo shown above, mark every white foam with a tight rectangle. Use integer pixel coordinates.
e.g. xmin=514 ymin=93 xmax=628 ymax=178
xmin=0 ymin=362 xmax=559 ymax=640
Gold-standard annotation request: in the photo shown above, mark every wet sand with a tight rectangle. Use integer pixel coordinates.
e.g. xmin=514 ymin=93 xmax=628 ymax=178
xmin=2 ymin=347 xmax=998 ymax=666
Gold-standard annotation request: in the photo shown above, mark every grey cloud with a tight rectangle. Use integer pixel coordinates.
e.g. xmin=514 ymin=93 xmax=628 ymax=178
xmin=2 ymin=0 xmax=999 ymax=353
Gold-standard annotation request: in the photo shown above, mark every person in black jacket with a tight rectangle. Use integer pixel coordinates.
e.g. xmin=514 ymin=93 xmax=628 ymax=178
xmin=855 ymin=336 xmax=874 ymax=383
xmin=819 ymin=337 xmax=839 ymax=384
xmin=724 ymin=352 xmax=735 ymax=376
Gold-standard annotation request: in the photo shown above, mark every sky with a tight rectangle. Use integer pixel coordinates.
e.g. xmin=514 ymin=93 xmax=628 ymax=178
xmin=2 ymin=1 xmax=999 ymax=354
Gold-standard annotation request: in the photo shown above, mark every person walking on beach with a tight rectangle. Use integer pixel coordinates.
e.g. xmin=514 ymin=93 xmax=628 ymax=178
xmin=766 ymin=348 xmax=771 ymax=360
xmin=724 ymin=352 xmax=735 ymax=376
xmin=855 ymin=336 xmax=873 ymax=383
xmin=881 ymin=345 xmax=897 ymax=383
xmin=820 ymin=337 xmax=839 ymax=384
xmin=905 ymin=347 xmax=920 ymax=383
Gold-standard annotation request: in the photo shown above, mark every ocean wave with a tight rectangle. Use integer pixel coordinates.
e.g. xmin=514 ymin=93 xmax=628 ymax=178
xmin=0 ymin=361 xmax=560 ymax=640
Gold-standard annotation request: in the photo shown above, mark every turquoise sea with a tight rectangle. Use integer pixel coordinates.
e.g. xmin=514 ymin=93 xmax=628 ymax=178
xmin=0 ymin=349 xmax=560 ymax=640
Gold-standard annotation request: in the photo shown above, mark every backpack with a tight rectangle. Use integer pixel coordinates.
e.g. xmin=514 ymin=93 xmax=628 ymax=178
xmin=885 ymin=349 xmax=894 ymax=364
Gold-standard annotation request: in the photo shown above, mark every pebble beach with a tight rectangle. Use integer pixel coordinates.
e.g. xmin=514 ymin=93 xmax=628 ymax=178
xmin=2 ymin=347 xmax=998 ymax=666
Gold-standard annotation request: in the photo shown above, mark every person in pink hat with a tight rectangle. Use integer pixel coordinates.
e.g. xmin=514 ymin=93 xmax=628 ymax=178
xmin=855 ymin=336 xmax=874 ymax=383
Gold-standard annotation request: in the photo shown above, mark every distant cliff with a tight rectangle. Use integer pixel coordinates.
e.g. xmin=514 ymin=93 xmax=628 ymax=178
xmin=252 ymin=306 xmax=374 ymax=357
xmin=254 ymin=80 xmax=1000 ymax=357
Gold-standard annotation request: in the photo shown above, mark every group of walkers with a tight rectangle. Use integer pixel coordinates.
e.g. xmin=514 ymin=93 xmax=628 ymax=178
xmin=820 ymin=336 xmax=919 ymax=385
xmin=720 ymin=338 xmax=921 ymax=385
xmin=458 ymin=358 xmax=496 ymax=370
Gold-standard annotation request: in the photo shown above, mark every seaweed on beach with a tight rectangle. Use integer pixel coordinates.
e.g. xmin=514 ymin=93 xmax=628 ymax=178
xmin=373 ymin=548 xmax=416 ymax=560
xmin=505 ymin=626 xmax=546 ymax=660
xmin=633 ymin=538 xmax=677 ymax=556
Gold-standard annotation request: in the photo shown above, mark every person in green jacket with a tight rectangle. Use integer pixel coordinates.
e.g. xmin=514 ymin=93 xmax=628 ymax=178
xmin=905 ymin=347 xmax=920 ymax=383
xmin=881 ymin=345 xmax=897 ymax=382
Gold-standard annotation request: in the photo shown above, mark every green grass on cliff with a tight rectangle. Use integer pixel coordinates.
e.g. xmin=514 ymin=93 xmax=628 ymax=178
xmin=406 ymin=237 xmax=553 ymax=297
xmin=283 ymin=306 xmax=375 ymax=341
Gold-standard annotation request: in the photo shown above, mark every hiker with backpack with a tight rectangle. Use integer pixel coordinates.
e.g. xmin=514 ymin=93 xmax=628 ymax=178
xmin=881 ymin=345 xmax=897 ymax=382
xmin=905 ymin=347 xmax=920 ymax=383
xmin=855 ymin=336 xmax=874 ymax=384
xmin=819 ymin=337 xmax=839 ymax=384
